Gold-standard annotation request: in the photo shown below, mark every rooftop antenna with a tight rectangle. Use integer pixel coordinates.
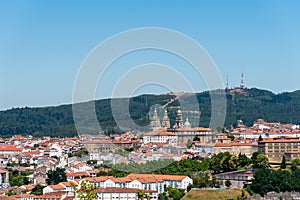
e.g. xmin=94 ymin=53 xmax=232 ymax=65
xmin=240 ymin=71 xmax=245 ymax=89
xmin=226 ymin=75 xmax=229 ymax=90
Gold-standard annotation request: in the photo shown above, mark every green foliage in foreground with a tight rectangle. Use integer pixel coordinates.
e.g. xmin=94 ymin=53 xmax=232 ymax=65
xmin=102 ymin=158 xmax=211 ymax=178
xmin=250 ymin=166 xmax=300 ymax=196
xmin=99 ymin=152 xmax=266 ymax=178
xmin=209 ymin=152 xmax=252 ymax=173
xmin=74 ymin=180 xmax=98 ymax=200
xmin=166 ymin=186 xmax=185 ymax=200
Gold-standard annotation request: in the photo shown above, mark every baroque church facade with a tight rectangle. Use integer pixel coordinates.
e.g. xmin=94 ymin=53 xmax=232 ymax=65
xmin=144 ymin=108 xmax=213 ymax=144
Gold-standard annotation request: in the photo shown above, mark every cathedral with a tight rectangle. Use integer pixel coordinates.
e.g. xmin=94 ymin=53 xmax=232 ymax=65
xmin=150 ymin=108 xmax=192 ymax=131
xmin=148 ymin=108 xmax=212 ymax=144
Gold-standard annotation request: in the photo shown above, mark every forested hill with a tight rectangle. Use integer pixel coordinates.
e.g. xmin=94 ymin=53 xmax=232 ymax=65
xmin=0 ymin=88 xmax=300 ymax=138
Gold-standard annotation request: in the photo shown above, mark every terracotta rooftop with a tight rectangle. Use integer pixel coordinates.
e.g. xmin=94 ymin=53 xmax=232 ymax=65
xmin=0 ymin=146 xmax=22 ymax=151
xmin=175 ymin=127 xmax=211 ymax=131
xmin=143 ymin=131 xmax=176 ymax=136
xmin=0 ymin=169 xmax=8 ymax=173
xmin=35 ymin=191 xmax=67 ymax=199
xmin=66 ymin=171 xmax=89 ymax=177
xmin=0 ymin=197 xmax=17 ymax=200
xmin=23 ymin=150 xmax=41 ymax=155
xmin=127 ymin=173 xmax=189 ymax=182
xmin=259 ymin=138 xmax=300 ymax=143
xmin=97 ymin=187 xmax=156 ymax=193
xmin=49 ymin=184 xmax=65 ymax=190
xmin=14 ymin=193 xmax=36 ymax=198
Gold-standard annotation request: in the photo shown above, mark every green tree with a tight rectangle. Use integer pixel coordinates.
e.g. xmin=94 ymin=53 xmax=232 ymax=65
xmin=46 ymin=168 xmax=67 ymax=185
xmin=220 ymin=152 xmax=232 ymax=172
xmin=251 ymin=152 xmax=260 ymax=166
xmin=210 ymin=152 xmax=224 ymax=173
xmin=158 ymin=192 xmax=168 ymax=200
xmin=291 ymin=158 xmax=300 ymax=171
xmin=5 ymin=189 xmax=16 ymax=196
xmin=255 ymin=154 xmax=269 ymax=168
xmin=227 ymin=133 xmax=235 ymax=141
xmin=192 ymin=172 xmax=210 ymax=188
xmin=187 ymin=139 xmax=193 ymax=149
xmin=137 ymin=190 xmax=150 ymax=200
xmin=228 ymin=155 xmax=238 ymax=171
xmin=225 ymin=180 xmax=232 ymax=188
xmin=210 ymin=152 xmax=244 ymax=173
xmin=9 ymin=170 xmax=31 ymax=186
xmin=280 ymin=155 xmax=286 ymax=169
xmin=237 ymin=153 xmax=251 ymax=168
xmin=74 ymin=180 xmax=98 ymax=200
xmin=250 ymin=167 xmax=273 ymax=196
xmin=252 ymin=152 xmax=269 ymax=169
xmin=193 ymin=136 xmax=200 ymax=141
xmin=31 ymin=184 xmax=46 ymax=195
xmin=166 ymin=186 xmax=185 ymax=200
xmin=209 ymin=175 xmax=217 ymax=187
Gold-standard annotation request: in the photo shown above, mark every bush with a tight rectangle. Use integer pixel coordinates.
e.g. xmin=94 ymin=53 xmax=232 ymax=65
xmin=225 ymin=180 xmax=232 ymax=188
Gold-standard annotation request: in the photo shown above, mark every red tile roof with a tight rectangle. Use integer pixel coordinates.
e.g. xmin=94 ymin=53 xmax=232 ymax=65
xmin=35 ymin=192 xmax=67 ymax=199
xmin=144 ymin=131 xmax=176 ymax=136
xmin=14 ymin=194 xmax=36 ymax=198
xmin=126 ymin=173 xmax=188 ymax=182
xmin=49 ymin=184 xmax=65 ymax=190
xmin=97 ymin=187 xmax=156 ymax=193
xmin=0 ymin=146 xmax=22 ymax=151
xmin=66 ymin=171 xmax=89 ymax=177
xmin=23 ymin=150 xmax=41 ymax=155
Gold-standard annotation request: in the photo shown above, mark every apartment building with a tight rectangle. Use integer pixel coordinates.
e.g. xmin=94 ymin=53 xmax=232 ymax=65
xmin=258 ymin=136 xmax=300 ymax=162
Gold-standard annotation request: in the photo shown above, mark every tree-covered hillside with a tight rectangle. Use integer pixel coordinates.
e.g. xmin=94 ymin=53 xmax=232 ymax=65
xmin=0 ymin=88 xmax=299 ymax=137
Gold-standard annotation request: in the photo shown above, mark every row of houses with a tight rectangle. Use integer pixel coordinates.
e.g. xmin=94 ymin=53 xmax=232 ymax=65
xmin=1 ymin=188 xmax=156 ymax=200
xmin=44 ymin=173 xmax=192 ymax=195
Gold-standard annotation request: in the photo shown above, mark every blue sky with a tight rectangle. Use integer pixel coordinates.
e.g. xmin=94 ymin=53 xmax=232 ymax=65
xmin=0 ymin=1 xmax=300 ymax=110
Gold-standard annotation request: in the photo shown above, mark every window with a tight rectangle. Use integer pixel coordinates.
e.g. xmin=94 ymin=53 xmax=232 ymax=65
xmin=293 ymin=143 xmax=298 ymax=148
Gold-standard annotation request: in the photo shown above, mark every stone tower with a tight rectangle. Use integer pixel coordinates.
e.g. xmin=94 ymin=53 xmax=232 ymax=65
xmin=150 ymin=108 xmax=161 ymax=131
xmin=184 ymin=118 xmax=191 ymax=129
xmin=174 ymin=109 xmax=183 ymax=128
xmin=161 ymin=110 xmax=171 ymax=128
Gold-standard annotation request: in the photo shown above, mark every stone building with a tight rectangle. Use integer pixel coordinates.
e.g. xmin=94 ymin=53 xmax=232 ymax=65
xmin=150 ymin=108 xmax=162 ymax=131
xmin=161 ymin=110 xmax=171 ymax=128
xmin=84 ymin=140 xmax=116 ymax=154
xmin=258 ymin=136 xmax=300 ymax=162
xmin=148 ymin=108 xmax=213 ymax=144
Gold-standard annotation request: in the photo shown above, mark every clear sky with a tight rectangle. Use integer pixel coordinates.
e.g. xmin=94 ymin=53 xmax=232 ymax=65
xmin=1 ymin=0 xmax=300 ymax=110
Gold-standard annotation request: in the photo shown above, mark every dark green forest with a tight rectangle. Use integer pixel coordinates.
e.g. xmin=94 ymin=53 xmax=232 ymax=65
xmin=0 ymin=88 xmax=300 ymax=137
